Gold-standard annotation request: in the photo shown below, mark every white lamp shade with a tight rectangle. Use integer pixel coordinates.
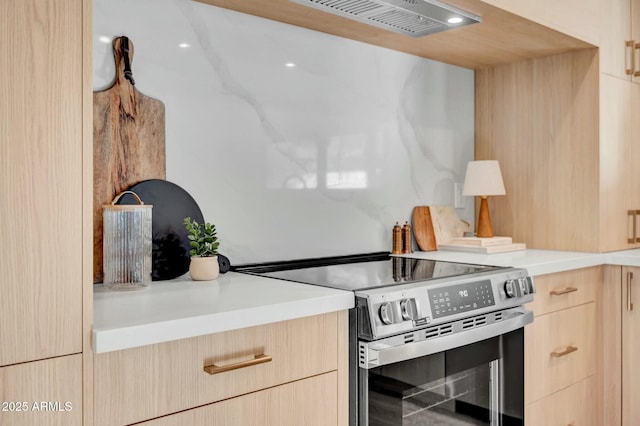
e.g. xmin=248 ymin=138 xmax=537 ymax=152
xmin=462 ymin=160 xmax=506 ymax=196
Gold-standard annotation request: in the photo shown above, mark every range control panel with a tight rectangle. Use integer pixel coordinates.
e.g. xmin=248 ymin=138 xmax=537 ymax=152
xmin=356 ymin=267 xmax=535 ymax=340
xmin=429 ymin=280 xmax=495 ymax=319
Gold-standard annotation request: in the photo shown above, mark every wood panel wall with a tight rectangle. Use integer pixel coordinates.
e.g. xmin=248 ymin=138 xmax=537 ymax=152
xmin=475 ymin=48 xmax=600 ymax=251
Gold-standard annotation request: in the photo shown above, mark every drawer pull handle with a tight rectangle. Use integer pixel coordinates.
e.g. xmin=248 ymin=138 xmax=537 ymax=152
xmin=203 ymin=354 xmax=272 ymax=375
xmin=549 ymin=287 xmax=578 ymax=296
xmin=550 ymin=346 xmax=578 ymax=358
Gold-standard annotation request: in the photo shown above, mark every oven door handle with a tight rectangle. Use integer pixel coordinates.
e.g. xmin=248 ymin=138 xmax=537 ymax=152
xmin=359 ymin=308 xmax=533 ymax=369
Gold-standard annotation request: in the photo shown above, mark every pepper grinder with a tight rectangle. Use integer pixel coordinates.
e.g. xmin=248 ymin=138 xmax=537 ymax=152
xmin=392 ymin=222 xmax=403 ymax=254
xmin=402 ymin=221 xmax=412 ymax=254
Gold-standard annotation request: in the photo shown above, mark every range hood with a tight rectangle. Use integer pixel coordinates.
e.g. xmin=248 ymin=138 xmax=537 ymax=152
xmin=289 ymin=0 xmax=481 ymax=37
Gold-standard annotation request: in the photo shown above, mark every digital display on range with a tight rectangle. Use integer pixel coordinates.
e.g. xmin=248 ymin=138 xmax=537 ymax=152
xmin=428 ymin=280 xmax=495 ymax=318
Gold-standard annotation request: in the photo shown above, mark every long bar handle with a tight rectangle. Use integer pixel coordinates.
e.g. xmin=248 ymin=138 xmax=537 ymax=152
xmin=550 ymin=345 xmax=578 ymax=358
xmin=203 ymin=354 xmax=272 ymax=375
xmin=629 ymin=210 xmax=637 ymax=244
xmin=626 ymin=40 xmax=635 ymax=75
xmin=635 ymin=43 xmax=640 ymax=77
xmin=635 ymin=210 xmax=640 ymax=243
xmin=628 ymin=272 xmax=634 ymax=311
xmin=549 ymin=287 xmax=578 ymax=296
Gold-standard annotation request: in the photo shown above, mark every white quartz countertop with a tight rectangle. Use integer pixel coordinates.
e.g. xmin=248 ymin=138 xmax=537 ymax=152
xmin=93 ymin=248 xmax=640 ymax=354
xmin=93 ymin=271 xmax=354 ymax=354
xmin=399 ymin=248 xmax=640 ymax=275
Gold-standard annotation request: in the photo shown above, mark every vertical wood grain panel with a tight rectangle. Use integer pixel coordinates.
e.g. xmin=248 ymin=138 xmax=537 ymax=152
xmin=475 ymin=49 xmax=599 ymax=251
xmin=598 ymin=0 xmax=630 ymax=79
xmin=81 ymin=0 xmax=94 ymax=424
xmin=602 ymin=265 xmax=622 ymax=426
xmin=0 ymin=355 xmax=82 ymax=426
xmin=337 ymin=310 xmax=349 ymax=425
xmin=599 ymin=74 xmax=634 ymax=251
xmin=0 ymin=0 xmax=83 ymax=365
xmin=622 ymin=266 xmax=640 ymax=426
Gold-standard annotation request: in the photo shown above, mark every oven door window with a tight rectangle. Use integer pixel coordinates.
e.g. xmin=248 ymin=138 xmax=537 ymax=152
xmin=361 ymin=329 xmax=523 ymax=426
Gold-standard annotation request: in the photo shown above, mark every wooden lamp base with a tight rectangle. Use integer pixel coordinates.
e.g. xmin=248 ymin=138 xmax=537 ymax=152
xmin=476 ymin=196 xmax=494 ymax=238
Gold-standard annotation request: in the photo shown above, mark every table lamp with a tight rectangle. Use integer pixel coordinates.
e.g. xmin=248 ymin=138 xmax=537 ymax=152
xmin=462 ymin=160 xmax=506 ymax=238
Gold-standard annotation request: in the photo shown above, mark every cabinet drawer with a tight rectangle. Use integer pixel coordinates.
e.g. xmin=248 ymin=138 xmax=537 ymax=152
xmin=0 ymin=354 xmax=82 ymax=426
xmin=525 ymin=375 xmax=597 ymax=426
xmin=138 ymin=371 xmax=338 ymax=426
xmin=526 ymin=267 xmax=600 ymax=316
xmin=525 ymin=302 xmax=596 ymax=404
xmin=94 ymin=312 xmax=338 ymax=426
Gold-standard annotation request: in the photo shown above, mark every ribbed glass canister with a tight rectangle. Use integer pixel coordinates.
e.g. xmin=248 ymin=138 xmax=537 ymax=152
xmin=102 ymin=191 xmax=152 ymax=290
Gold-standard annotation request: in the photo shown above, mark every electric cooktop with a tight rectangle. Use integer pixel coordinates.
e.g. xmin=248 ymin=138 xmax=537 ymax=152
xmin=234 ymin=252 xmax=502 ymax=291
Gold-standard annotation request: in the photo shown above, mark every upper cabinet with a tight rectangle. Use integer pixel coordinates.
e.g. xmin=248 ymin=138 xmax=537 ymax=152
xmin=479 ymin=0 xmax=600 ymax=46
xmin=600 ymin=0 xmax=640 ymax=82
xmin=194 ymin=0 xmax=594 ymax=69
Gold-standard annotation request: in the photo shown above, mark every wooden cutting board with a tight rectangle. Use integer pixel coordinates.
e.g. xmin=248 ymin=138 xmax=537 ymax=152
xmin=412 ymin=206 xmax=471 ymax=251
xmin=412 ymin=206 xmax=438 ymax=251
xmin=93 ymin=37 xmax=166 ymax=282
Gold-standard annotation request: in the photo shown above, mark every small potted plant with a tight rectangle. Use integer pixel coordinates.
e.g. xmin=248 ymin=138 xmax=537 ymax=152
xmin=183 ymin=217 xmax=220 ymax=281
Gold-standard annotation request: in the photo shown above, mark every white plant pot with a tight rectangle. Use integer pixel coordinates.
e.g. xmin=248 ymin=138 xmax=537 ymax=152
xmin=189 ymin=256 xmax=219 ymax=281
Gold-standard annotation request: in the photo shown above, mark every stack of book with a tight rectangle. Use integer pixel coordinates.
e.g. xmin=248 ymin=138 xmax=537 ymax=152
xmin=438 ymin=236 xmax=526 ymax=254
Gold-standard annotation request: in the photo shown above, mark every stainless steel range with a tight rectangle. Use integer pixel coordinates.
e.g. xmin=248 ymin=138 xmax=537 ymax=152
xmin=236 ymin=252 xmax=535 ymax=426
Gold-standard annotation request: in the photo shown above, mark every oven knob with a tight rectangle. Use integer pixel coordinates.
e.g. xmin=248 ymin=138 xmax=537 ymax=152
xmin=526 ymin=276 xmax=536 ymax=294
xmin=400 ymin=298 xmax=419 ymax=321
xmin=504 ymin=279 xmax=517 ymax=298
xmin=518 ymin=277 xmax=529 ymax=295
xmin=379 ymin=302 xmax=399 ymax=325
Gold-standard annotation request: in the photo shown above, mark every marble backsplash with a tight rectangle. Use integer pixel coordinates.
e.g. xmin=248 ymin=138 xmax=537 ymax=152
xmin=93 ymin=0 xmax=475 ymax=264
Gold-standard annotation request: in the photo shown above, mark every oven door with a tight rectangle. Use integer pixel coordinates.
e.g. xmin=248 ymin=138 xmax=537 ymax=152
xmin=358 ymin=309 xmax=532 ymax=426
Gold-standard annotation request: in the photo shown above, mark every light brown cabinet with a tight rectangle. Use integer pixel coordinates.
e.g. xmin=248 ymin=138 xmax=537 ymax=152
xmin=476 ymin=46 xmax=640 ymax=252
xmin=525 ymin=376 xmax=597 ymax=426
xmin=0 ymin=0 xmax=83 ymax=368
xmin=598 ymin=0 xmax=640 ymax=250
xmin=601 ymin=265 xmax=640 ymax=426
xmin=0 ymin=355 xmax=83 ymax=426
xmin=93 ymin=311 xmax=348 ymax=426
xmin=600 ymin=0 xmax=640 ymax=81
xmin=1 ymin=1 xmax=91 ymax=424
xmin=137 ymin=372 xmax=338 ymax=426
xmin=524 ymin=267 xmax=602 ymax=425
xmin=622 ymin=266 xmax=640 ymax=426
xmin=599 ymin=75 xmax=640 ymax=250
xmin=479 ymin=0 xmax=600 ymax=45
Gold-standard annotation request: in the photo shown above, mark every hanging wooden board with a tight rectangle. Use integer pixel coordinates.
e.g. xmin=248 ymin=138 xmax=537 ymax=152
xmin=93 ymin=37 xmax=166 ymax=282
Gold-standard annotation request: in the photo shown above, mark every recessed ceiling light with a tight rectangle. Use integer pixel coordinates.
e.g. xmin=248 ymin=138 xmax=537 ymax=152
xmin=285 ymin=62 xmax=296 ymax=68
xmin=179 ymin=43 xmax=190 ymax=48
xmin=448 ymin=17 xmax=463 ymax=24
xmin=99 ymin=36 xmax=111 ymax=44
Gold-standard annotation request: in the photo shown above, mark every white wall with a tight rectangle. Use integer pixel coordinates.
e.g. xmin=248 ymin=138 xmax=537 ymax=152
xmin=93 ymin=0 xmax=475 ymax=264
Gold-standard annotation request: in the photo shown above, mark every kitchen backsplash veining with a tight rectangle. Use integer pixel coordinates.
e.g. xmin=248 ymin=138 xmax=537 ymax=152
xmin=93 ymin=0 xmax=474 ymax=264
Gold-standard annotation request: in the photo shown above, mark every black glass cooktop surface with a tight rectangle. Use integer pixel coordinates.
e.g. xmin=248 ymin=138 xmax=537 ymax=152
xmin=234 ymin=252 xmax=502 ymax=291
